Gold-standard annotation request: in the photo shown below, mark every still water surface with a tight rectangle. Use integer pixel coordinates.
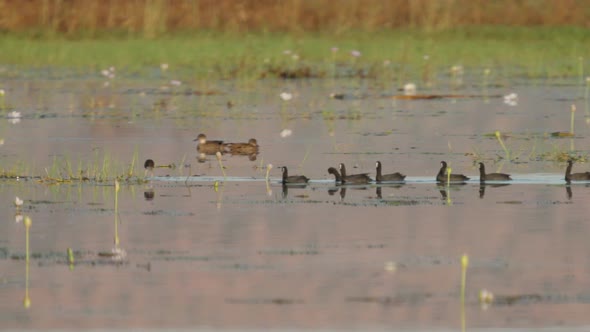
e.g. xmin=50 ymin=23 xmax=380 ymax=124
xmin=1 ymin=73 xmax=590 ymax=329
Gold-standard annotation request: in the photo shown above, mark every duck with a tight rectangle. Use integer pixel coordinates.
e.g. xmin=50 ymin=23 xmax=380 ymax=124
xmin=478 ymin=162 xmax=511 ymax=182
xmin=565 ymin=159 xmax=590 ymax=182
xmin=227 ymin=138 xmax=259 ymax=155
xmin=193 ymin=133 xmax=226 ymax=153
xmin=280 ymin=166 xmax=309 ymax=184
xmin=339 ymin=163 xmax=372 ymax=184
xmin=375 ymin=161 xmax=406 ymax=182
xmin=328 ymin=167 xmax=343 ymax=183
xmin=436 ymin=161 xmax=470 ymax=183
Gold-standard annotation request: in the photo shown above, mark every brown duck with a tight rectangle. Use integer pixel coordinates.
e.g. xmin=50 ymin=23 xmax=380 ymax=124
xmin=193 ymin=133 xmax=227 ymax=154
xmin=226 ymin=138 xmax=259 ymax=155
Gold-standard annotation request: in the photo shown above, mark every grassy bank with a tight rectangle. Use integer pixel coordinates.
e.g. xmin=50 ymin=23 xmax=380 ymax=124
xmin=0 ymin=27 xmax=589 ymax=80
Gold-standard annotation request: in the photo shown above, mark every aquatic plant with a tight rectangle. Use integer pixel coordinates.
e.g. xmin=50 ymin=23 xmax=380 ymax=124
xmin=495 ymin=131 xmax=510 ymax=160
xmin=216 ymin=151 xmax=226 ymax=178
xmin=23 ymin=215 xmax=32 ymax=309
xmin=461 ymin=254 xmax=469 ymax=331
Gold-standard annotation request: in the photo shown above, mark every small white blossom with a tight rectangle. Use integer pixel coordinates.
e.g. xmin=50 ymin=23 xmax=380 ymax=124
xmin=279 ymin=92 xmax=293 ymax=101
xmin=351 ymin=50 xmax=361 ymax=58
xmin=170 ymin=80 xmax=182 ymax=86
xmin=503 ymin=92 xmax=518 ymax=106
xmin=160 ymin=63 xmax=169 ymax=71
xmin=280 ymin=129 xmax=292 ymax=138
xmin=403 ymin=83 xmax=417 ymax=95
xmin=7 ymin=111 xmax=21 ymax=119
xmin=15 ymin=196 xmax=23 ymax=207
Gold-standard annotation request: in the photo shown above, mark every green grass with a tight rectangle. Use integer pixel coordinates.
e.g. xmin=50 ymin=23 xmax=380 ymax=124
xmin=0 ymin=26 xmax=588 ymax=79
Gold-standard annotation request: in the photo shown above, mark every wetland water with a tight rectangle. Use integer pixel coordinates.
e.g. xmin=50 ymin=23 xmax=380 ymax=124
xmin=1 ymin=73 xmax=590 ymax=330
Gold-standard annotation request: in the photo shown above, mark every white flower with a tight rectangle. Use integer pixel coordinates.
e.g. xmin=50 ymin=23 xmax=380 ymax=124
xmin=503 ymin=92 xmax=518 ymax=106
xmin=15 ymin=214 xmax=23 ymax=223
xmin=403 ymin=83 xmax=417 ymax=95
xmin=279 ymin=92 xmax=293 ymax=101
xmin=15 ymin=196 xmax=23 ymax=207
xmin=7 ymin=111 xmax=21 ymax=119
xmin=0 ymin=89 xmax=4 ymax=96
xmin=351 ymin=50 xmax=361 ymax=57
xmin=170 ymin=80 xmax=182 ymax=86
xmin=160 ymin=63 xmax=169 ymax=71
xmin=280 ymin=129 xmax=292 ymax=138
xmin=291 ymin=54 xmax=299 ymax=61
xmin=101 ymin=69 xmax=110 ymax=77
xmin=110 ymin=247 xmax=127 ymax=261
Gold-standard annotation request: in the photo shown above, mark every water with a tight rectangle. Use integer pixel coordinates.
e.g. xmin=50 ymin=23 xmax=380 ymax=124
xmin=1 ymin=74 xmax=590 ymax=330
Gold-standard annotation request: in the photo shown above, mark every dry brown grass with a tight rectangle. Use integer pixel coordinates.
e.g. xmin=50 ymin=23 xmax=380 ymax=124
xmin=0 ymin=0 xmax=588 ymax=37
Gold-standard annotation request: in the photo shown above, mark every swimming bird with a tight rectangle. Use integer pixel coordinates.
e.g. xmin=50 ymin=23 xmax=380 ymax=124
xmin=478 ymin=162 xmax=511 ymax=182
xmin=144 ymin=159 xmax=155 ymax=176
xmin=339 ymin=163 xmax=372 ymax=184
xmin=193 ymin=133 xmax=226 ymax=153
xmin=226 ymin=138 xmax=259 ymax=155
xmin=436 ymin=161 xmax=470 ymax=183
xmin=565 ymin=159 xmax=590 ymax=182
xmin=375 ymin=161 xmax=406 ymax=182
xmin=328 ymin=167 xmax=342 ymax=183
xmin=280 ymin=166 xmax=309 ymax=184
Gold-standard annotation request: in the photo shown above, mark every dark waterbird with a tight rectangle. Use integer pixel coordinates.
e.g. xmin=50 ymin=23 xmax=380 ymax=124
xmin=144 ymin=159 xmax=155 ymax=176
xmin=436 ymin=161 xmax=470 ymax=183
xmin=565 ymin=159 xmax=590 ymax=182
xmin=478 ymin=162 xmax=511 ymax=182
xmin=280 ymin=166 xmax=309 ymax=184
xmin=339 ymin=163 xmax=372 ymax=184
xmin=193 ymin=133 xmax=226 ymax=153
xmin=328 ymin=167 xmax=342 ymax=183
xmin=144 ymin=159 xmax=155 ymax=170
xmin=375 ymin=161 xmax=406 ymax=182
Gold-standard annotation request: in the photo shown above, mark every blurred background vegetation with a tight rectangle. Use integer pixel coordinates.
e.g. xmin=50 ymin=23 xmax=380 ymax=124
xmin=0 ymin=0 xmax=588 ymax=38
